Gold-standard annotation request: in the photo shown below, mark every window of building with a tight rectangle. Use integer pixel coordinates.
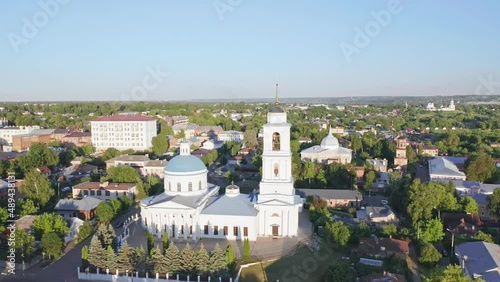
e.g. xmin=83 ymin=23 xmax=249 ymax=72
xmin=177 ymin=182 xmax=181 ymax=192
xmin=105 ymin=191 xmax=110 ymax=196
xmin=115 ymin=191 xmax=118 ymax=197
xmin=169 ymin=182 xmax=171 ymax=191
xmin=223 ymin=226 xmax=228 ymax=236
xmin=83 ymin=190 xmax=88 ymax=195
xmin=97 ymin=190 xmax=102 ymax=196
xmin=90 ymin=190 xmax=95 ymax=196
xmin=181 ymin=225 xmax=184 ymax=234
xmin=189 ymin=226 xmax=193 ymax=235
xmin=233 ymin=226 xmax=238 ymax=236
xmin=244 ymin=227 xmax=248 ymax=237
xmin=204 ymin=225 xmax=209 ymax=235
xmin=123 ymin=192 xmax=127 ymax=196
xmin=272 ymin=132 xmax=280 ymax=151
xmin=188 ymin=182 xmax=192 ymax=191
xmin=214 ymin=226 xmax=219 ymax=235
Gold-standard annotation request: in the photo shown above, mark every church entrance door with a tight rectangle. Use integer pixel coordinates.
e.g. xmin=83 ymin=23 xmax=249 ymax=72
xmin=272 ymin=225 xmax=279 ymax=236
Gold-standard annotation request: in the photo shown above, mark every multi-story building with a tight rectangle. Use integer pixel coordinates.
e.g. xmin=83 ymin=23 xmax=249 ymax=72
xmin=62 ymin=132 xmax=92 ymax=147
xmin=72 ymin=181 xmax=137 ymax=201
xmin=218 ymin=130 xmax=244 ymax=143
xmin=90 ymin=115 xmax=157 ymax=151
xmin=0 ymin=126 xmax=40 ymax=146
xmin=12 ymin=129 xmax=55 ymax=151
xmin=165 ymin=116 xmax=189 ymax=126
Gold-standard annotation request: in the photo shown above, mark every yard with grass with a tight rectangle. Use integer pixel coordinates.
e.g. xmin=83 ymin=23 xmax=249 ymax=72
xmin=239 ymin=243 xmax=346 ymax=282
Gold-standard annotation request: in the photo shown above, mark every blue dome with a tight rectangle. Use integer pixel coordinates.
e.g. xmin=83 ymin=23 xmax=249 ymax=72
xmin=164 ymin=155 xmax=207 ymax=173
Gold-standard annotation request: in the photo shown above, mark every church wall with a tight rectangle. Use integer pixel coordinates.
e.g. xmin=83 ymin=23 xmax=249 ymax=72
xmin=257 ymin=205 xmax=298 ymax=237
xmin=163 ymin=172 xmax=207 ymax=195
xmin=198 ymin=214 xmax=258 ymax=241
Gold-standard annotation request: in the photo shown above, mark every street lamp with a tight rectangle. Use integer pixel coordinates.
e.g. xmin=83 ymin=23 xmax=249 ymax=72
xmin=446 ymin=228 xmax=455 ymax=258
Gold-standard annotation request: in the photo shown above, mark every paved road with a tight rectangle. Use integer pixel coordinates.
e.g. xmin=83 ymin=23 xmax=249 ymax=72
xmin=2 ymin=207 xmax=139 ymax=282
xmin=408 ymin=244 xmax=422 ymax=282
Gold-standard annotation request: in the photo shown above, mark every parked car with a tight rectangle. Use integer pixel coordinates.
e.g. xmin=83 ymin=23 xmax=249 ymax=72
xmin=381 ymin=200 xmax=388 ymax=205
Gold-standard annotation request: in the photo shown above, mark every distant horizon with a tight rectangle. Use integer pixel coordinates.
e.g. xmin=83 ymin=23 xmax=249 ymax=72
xmin=1 ymin=1 xmax=499 ymax=101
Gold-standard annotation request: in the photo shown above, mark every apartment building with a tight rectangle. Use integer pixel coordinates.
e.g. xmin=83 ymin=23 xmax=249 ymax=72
xmin=0 ymin=126 xmax=40 ymax=146
xmin=12 ymin=129 xmax=56 ymax=151
xmin=90 ymin=115 xmax=157 ymax=151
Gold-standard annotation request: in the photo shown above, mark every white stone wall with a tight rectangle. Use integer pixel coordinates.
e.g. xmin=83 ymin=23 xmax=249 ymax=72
xmin=163 ymin=171 xmax=207 ymax=195
xmin=198 ymin=214 xmax=258 ymax=241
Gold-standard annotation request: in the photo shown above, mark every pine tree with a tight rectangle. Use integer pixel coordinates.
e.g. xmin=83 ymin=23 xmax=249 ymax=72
xmin=152 ymin=246 xmax=169 ymax=274
xmin=133 ymin=244 xmax=148 ymax=273
xmin=243 ymin=238 xmax=251 ymax=260
xmin=180 ymin=243 xmax=196 ymax=274
xmin=164 ymin=243 xmax=181 ymax=275
xmin=225 ymin=244 xmax=235 ymax=267
xmin=147 ymin=232 xmax=154 ymax=255
xmin=162 ymin=232 xmax=169 ymax=254
xmin=88 ymin=235 xmax=106 ymax=270
xmin=105 ymin=245 xmax=116 ymax=271
xmin=81 ymin=245 xmax=89 ymax=268
xmin=115 ymin=242 xmax=133 ymax=274
xmin=195 ymin=243 xmax=210 ymax=275
xmin=209 ymin=243 xmax=227 ymax=275
xmin=96 ymin=223 xmax=116 ymax=248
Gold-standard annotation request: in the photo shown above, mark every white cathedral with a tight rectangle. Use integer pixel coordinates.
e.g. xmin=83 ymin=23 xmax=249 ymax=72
xmin=140 ymin=88 xmax=303 ymax=241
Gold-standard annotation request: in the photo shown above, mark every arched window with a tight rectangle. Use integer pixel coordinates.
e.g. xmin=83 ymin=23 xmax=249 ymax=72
xmin=169 ymin=182 xmax=171 ymax=191
xmin=271 ymin=213 xmax=280 ymax=217
xmin=199 ymin=180 xmax=202 ymax=190
xmin=188 ymin=182 xmax=192 ymax=191
xmin=272 ymin=132 xmax=280 ymax=151
xmin=177 ymin=182 xmax=181 ymax=192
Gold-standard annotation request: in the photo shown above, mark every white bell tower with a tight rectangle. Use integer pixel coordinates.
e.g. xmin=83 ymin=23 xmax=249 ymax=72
xmin=256 ymin=84 xmax=301 ymax=238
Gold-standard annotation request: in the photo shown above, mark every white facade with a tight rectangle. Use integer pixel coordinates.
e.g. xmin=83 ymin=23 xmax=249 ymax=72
xmin=300 ymin=127 xmax=352 ymax=164
xmin=140 ymin=97 xmax=302 ymax=241
xmin=218 ymin=130 xmax=244 ymax=143
xmin=0 ymin=126 xmax=40 ymax=145
xmin=90 ymin=115 xmax=157 ymax=151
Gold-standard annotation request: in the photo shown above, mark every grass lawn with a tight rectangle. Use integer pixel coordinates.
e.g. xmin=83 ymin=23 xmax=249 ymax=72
xmin=240 ymin=243 xmax=345 ymax=282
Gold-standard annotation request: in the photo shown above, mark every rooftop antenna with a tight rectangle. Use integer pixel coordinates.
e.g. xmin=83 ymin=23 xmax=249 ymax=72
xmin=275 ymin=83 xmax=279 ymax=106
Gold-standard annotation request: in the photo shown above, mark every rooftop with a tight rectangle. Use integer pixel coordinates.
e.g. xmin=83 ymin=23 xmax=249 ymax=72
xmin=91 ymin=115 xmax=156 ymax=122
xmin=55 ymin=196 xmax=102 ymax=211
xmin=297 ymin=189 xmax=363 ymax=200
xmin=455 ymin=241 xmax=500 ymax=281
xmin=73 ymin=181 xmax=136 ymax=191
xmin=106 ymin=154 xmax=150 ymax=163
xmin=429 ymin=157 xmax=466 ymax=179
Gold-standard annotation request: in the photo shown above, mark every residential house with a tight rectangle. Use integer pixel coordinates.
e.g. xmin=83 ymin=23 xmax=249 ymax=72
xmin=143 ymin=160 xmax=167 ymax=179
xmin=218 ymin=130 xmax=244 ymax=143
xmin=105 ymin=154 xmax=166 ymax=178
xmin=357 ymin=236 xmax=409 ymax=260
xmin=421 ymin=145 xmax=439 ymax=157
xmin=164 ymin=116 xmax=189 ymax=126
xmin=298 ymin=137 xmax=312 ymax=144
xmin=455 ymin=241 xmax=500 ymax=282
xmin=357 ymin=206 xmax=398 ymax=225
xmin=366 ymin=159 xmax=388 ymax=172
xmin=0 ymin=152 xmax=19 ymax=161
xmin=442 ymin=213 xmax=483 ymax=236
xmin=61 ymin=163 xmax=98 ymax=181
xmin=0 ymin=179 xmax=23 ymax=205
xmin=15 ymin=215 xmax=36 ymax=233
xmin=72 ymin=181 xmax=137 ymax=201
xmin=297 ymin=189 xmax=363 ymax=208
xmin=54 ymin=196 xmax=102 ymax=220
xmin=36 ymin=166 xmax=52 ymax=177
xmin=202 ymin=139 xmax=224 ymax=150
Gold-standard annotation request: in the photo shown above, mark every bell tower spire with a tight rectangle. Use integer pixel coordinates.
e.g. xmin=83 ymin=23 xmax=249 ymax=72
xmin=275 ymin=83 xmax=279 ymax=106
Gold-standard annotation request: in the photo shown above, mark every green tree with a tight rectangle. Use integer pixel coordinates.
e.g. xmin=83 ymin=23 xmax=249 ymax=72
xmin=13 ymin=229 xmax=35 ymax=262
xmin=151 ymin=135 xmax=168 ymax=156
xmin=16 ymin=142 xmax=58 ymax=172
xmin=88 ymin=235 xmax=106 ymax=269
xmin=115 ymin=242 xmax=134 ymax=273
xmin=465 ymin=152 xmax=496 ymax=182
xmin=326 ymin=221 xmax=351 ymax=246
xmin=351 ymin=134 xmax=362 ymax=153
xmin=33 ymin=213 xmax=70 ymax=240
xmin=0 ymin=207 xmax=8 ymax=233
xmin=180 ymin=243 xmax=196 ymax=274
xmin=243 ymin=238 xmax=251 ymax=260
xmin=381 ymin=224 xmax=397 ymax=237
xmin=104 ymin=166 xmax=140 ymax=183
xmin=19 ymin=170 xmax=55 ymax=208
xmin=460 ymin=196 xmax=479 ymax=214
xmin=209 ymin=243 xmax=227 ymax=275
xmin=81 ymin=245 xmax=89 ymax=268
xmin=82 ymin=143 xmax=95 ymax=156
xmin=195 ymin=243 xmax=210 ymax=275
xmin=147 ymin=232 xmax=154 ymax=255
xmin=418 ymin=243 xmax=442 ymax=265
xmin=427 ymin=264 xmax=477 ymax=282
xmin=101 ymin=148 xmax=121 ymax=161
xmin=303 ymin=161 xmax=315 ymax=182
xmin=19 ymin=198 xmax=38 ymax=216
xmin=488 ymin=188 xmax=500 ymax=218
xmin=164 ymin=243 xmax=181 ymax=274
xmin=324 ymin=261 xmax=356 ymax=282
xmin=152 ymin=246 xmax=169 ymax=274
xmin=159 ymin=232 xmax=169 ymax=254
xmin=243 ymin=129 xmax=258 ymax=148
xmin=420 ymin=219 xmax=445 ymax=243
xmin=364 ymin=170 xmax=376 ymax=190
xmin=225 ymin=244 xmax=236 ymax=267
xmin=472 ymin=231 xmax=494 ymax=243
xmin=105 ymin=245 xmax=116 ymax=271
xmin=96 ymin=202 xmax=114 ymax=223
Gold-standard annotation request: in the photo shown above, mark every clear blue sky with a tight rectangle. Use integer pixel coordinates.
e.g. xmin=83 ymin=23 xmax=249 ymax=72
xmin=1 ymin=0 xmax=499 ymax=101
